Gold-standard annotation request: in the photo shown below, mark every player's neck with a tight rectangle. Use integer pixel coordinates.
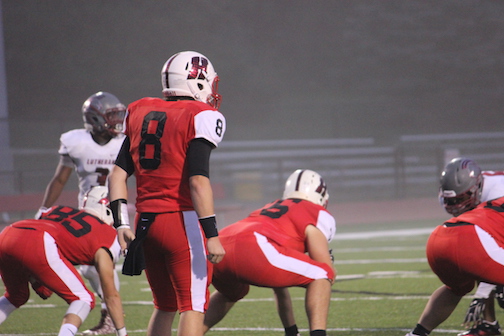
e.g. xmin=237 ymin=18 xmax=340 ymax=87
xmin=91 ymin=132 xmax=112 ymax=145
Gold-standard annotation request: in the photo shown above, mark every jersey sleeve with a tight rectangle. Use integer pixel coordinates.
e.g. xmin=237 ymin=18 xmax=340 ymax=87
xmin=194 ymin=110 xmax=226 ymax=147
xmin=115 ymin=136 xmax=135 ymax=176
xmin=108 ymin=238 xmax=122 ymax=264
xmin=316 ymin=210 xmax=336 ymax=243
xmin=58 ymin=129 xmax=88 ymax=156
xmin=481 ymin=172 xmax=504 ymax=201
xmin=58 ymin=133 xmax=70 ymax=156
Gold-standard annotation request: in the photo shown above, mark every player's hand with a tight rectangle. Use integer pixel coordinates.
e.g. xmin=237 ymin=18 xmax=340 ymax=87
xmin=117 ymin=227 xmax=135 ymax=256
xmin=462 ymin=298 xmax=486 ymax=329
xmin=29 ymin=277 xmax=53 ymax=300
xmin=206 ymin=236 xmax=225 ymax=264
xmin=34 ymin=207 xmax=50 ymax=219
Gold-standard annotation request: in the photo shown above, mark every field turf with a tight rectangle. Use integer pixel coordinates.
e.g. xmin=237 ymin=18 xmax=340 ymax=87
xmin=0 ymin=218 xmax=498 ymax=336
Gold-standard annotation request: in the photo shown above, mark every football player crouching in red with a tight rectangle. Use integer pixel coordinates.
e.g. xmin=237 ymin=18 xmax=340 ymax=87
xmin=405 ymin=160 xmax=504 ymax=336
xmin=0 ymin=186 xmax=128 ymax=336
xmin=203 ymin=169 xmax=336 ymax=336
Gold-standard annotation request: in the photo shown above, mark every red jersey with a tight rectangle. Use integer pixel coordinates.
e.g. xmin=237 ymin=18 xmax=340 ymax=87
xmin=18 ymin=206 xmax=120 ymax=265
xmin=125 ymin=98 xmax=225 ymax=212
xmin=219 ymin=198 xmax=336 ymax=251
xmin=444 ymin=196 xmax=504 ymax=246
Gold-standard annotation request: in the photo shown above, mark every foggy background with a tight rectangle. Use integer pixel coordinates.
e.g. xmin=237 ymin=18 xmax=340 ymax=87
xmin=1 ymin=1 xmax=503 ymax=222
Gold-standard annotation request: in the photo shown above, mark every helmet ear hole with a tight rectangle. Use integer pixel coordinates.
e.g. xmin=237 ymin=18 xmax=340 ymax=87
xmin=197 ymin=83 xmax=204 ymax=90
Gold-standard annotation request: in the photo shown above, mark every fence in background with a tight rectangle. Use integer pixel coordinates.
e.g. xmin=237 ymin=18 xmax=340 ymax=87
xmin=3 ymin=132 xmax=504 ymax=217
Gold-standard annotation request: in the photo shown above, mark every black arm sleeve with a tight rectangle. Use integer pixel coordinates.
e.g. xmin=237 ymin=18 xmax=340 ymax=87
xmin=115 ymin=136 xmax=135 ymax=176
xmin=187 ymin=138 xmax=214 ymax=178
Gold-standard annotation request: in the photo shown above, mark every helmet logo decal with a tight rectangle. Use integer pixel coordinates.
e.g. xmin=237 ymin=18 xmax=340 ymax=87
xmin=460 ymin=159 xmax=471 ymax=169
xmin=187 ymin=57 xmax=208 ymax=80
xmin=316 ymin=178 xmax=328 ymax=197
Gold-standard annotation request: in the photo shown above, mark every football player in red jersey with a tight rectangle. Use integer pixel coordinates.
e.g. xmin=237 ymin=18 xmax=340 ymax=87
xmin=0 ymin=187 xmax=128 ymax=336
xmin=36 ymin=91 xmax=126 ymax=335
xmin=203 ymin=169 xmax=336 ymax=336
xmin=108 ymin=51 xmax=225 ymax=336
xmin=405 ymin=159 xmax=504 ymax=336
xmin=438 ymin=158 xmax=504 ymax=336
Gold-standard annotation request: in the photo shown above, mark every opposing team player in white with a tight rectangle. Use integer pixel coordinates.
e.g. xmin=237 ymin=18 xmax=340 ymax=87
xmin=36 ymin=91 xmax=126 ymax=335
xmin=407 ymin=157 xmax=504 ymax=336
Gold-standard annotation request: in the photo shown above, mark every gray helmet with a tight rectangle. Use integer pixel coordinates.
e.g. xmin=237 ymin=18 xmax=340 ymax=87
xmin=439 ymin=157 xmax=483 ymax=216
xmin=82 ymin=91 xmax=126 ymax=136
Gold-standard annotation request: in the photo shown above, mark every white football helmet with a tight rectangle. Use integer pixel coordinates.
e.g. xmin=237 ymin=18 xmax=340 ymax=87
xmin=81 ymin=186 xmax=113 ymax=225
xmin=82 ymin=91 xmax=126 ymax=137
xmin=283 ymin=169 xmax=329 ymax=208
xmin=161 ymin=51 xmax=221 ymax=109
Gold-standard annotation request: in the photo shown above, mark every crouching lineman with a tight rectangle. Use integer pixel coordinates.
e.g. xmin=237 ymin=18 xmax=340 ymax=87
xmin=0 ymin=186 xmax=128 ymax=336
xmin=439 ymin=158 xmax=504 ymax=336
xmin=203 ymin=169 xmax=336 ymax=336
xmin=405 ymin=193 xmax=504 ymax=336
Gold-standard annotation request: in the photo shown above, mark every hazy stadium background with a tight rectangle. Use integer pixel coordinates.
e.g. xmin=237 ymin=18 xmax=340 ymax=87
xmin=0 ymin=1 xmax=503 ymax=224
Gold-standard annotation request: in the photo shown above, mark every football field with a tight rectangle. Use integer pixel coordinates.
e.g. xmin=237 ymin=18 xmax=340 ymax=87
xmin=0 ymin=218 xmax=499 ymax=336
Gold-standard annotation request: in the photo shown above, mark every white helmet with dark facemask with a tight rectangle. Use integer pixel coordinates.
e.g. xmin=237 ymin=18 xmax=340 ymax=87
xmin=439 ymin=157 xmax=483 ymax=216
xmin=283 ymin=169 xmax=329 ymax=208
xmin=82 ymin=91 xmax=126 ymax=137
xmin=161 ymin=51 xmax=221 ymax=109
xmin=81 ymin=186 xmax=113 ymax=225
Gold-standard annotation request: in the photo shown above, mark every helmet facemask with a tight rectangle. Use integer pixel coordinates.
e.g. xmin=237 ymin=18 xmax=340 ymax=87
xmin=439 ymin=157 xmax=483 ymax=216
xmin=103 ymin=108 xmax=126 ymax=136
xmin=441 ymin=177 xmax=483 ymax=216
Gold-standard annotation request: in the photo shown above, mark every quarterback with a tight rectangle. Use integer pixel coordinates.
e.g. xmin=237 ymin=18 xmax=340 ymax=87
xmin=109 ymin=51 xmax=225 ymax=336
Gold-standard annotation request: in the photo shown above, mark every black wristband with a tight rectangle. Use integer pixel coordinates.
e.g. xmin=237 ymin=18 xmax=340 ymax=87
xmin=110 ymin=199 xmax=129 ymax=229
xmin=199 ymin=215 xmax=218 ymax=238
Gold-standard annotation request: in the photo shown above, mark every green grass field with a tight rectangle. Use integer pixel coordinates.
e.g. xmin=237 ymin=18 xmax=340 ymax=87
xmin=1 ymin=218 xmax=501 ymax=336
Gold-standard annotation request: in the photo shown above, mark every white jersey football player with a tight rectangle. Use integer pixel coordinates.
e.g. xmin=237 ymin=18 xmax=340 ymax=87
xmin=36 ymin=91 xmax=126 ymax=335
xmin=437 ymin=158 xmax=504 ymax=336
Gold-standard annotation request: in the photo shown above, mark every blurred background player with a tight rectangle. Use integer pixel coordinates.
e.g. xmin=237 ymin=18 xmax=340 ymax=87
xmin=438 ymin=157 xmax=504 ymax=336
xmin=35 ymin=91 xmax=126 ymax=335
xmin=108 ymin=50 xmax=225 ymax=336
xmin=405 ymin=158 xmax=504 ymax=336
xmin=203 ymin=169 xmax=336 ymax=336
xmin=0 ymin=187 xmax=128 ymax=336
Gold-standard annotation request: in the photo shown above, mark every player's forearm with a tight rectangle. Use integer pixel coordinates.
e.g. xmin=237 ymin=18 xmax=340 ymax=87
xmin=189 ymin=175 xmax=215 ymax=217
xmin=103 ymin=292 xmax=125 ymax=330
xmin=41 ymin=179 xmax=65 ymax=207
xmin=273 ymin=288 xmax=296 ymax=328
xmin=108 ymin=166 xmax=129 ymax=201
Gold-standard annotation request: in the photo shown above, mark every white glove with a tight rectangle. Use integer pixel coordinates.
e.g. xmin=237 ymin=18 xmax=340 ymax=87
xmin=34 ymin=207 xmax=50 ymax=219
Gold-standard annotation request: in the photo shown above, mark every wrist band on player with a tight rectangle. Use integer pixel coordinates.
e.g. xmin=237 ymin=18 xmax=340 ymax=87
xmin=110 ymin=199 xmax=130 ymax=229
xmin=199 ymin=215 xmax=218 ymax=238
